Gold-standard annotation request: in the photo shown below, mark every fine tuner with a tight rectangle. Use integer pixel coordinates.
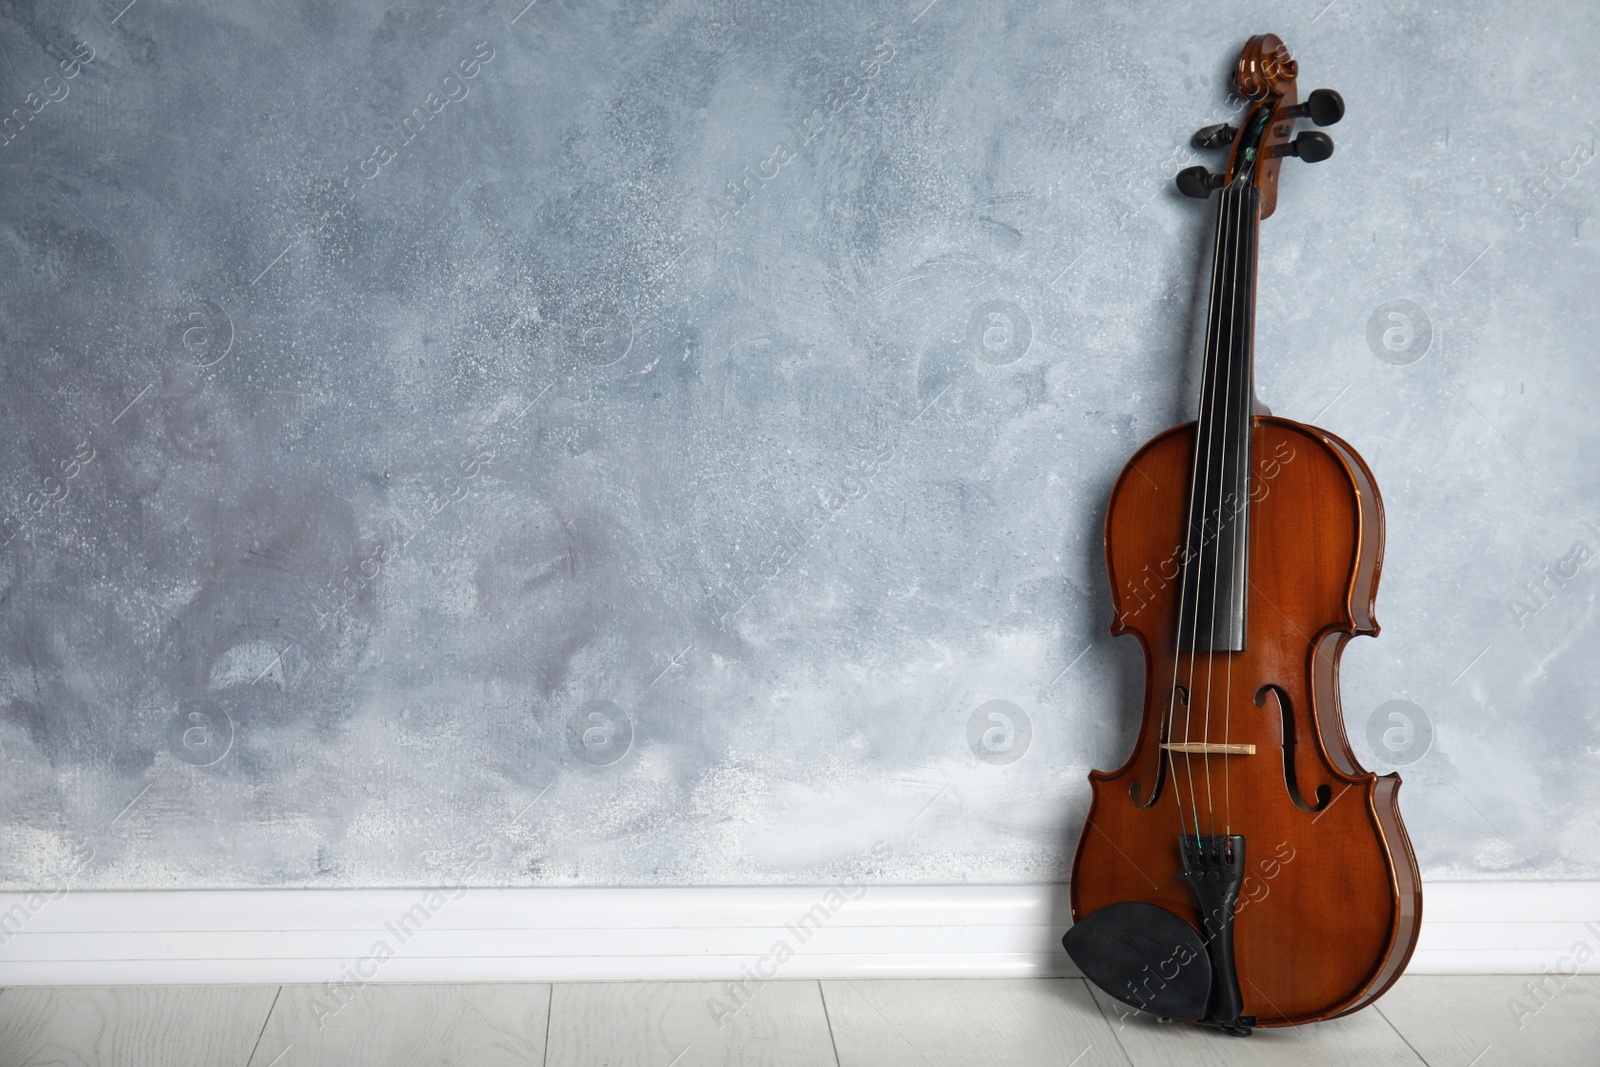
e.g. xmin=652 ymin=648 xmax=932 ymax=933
xmin=1177 ymin=87 xmax=1344 ymax=201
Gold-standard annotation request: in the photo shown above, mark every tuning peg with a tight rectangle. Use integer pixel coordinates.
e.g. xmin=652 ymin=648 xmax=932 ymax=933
xmin=1176 ymin=165 xmax=1226 ymax=199
xmin=1269 ymin=131 xmax=1334 ymax=163
xmin=1282 ymin=89 xmax=1344 ymax=127
xmin=1192 ymin=123 xmax=1237 ymax=149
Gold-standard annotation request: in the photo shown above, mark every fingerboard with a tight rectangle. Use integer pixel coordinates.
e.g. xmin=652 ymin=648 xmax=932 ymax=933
xmin=1177 ymin=178 xmax=1260 ymax=653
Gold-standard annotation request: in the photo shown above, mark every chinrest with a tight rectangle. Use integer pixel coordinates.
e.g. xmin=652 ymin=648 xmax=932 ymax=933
xmin=1062 ymin=901 xmax=1211 ymax=1019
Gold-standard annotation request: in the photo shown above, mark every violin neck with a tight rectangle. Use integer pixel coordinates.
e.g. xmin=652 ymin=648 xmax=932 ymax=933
xmin=1178 ymin=179 xmax=1262 ymax=653
xmin=1201 ymin=179 xmax=1262 ymax=423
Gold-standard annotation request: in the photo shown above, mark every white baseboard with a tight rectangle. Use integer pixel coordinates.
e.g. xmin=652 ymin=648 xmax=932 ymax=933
xmin=0 ymin=881 xmax=1594 ymax=985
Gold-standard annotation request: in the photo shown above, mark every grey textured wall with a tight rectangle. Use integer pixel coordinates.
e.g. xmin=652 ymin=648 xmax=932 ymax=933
xmin=0 ymin=0 xmax=1595 ymax=890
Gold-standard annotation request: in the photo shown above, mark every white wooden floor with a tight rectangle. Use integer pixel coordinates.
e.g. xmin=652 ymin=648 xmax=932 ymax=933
xmin=0 ymin=976 xmax=1595 ymax=1066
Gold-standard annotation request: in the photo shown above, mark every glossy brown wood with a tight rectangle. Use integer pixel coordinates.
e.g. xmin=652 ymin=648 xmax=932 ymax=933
xmin=1069 ymin=416 xmax=1422 ymax=1026
xmin=1228 ymin=33 xmax=1298 ymax=219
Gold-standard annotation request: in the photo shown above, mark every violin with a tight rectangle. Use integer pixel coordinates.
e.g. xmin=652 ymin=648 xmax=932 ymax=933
xmin=1062 ymin=35 xmax=1421 ymax=1034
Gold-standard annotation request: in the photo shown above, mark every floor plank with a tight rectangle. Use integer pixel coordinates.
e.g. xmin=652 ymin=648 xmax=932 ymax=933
xmin=821 ymin=977 xmax=1130 ymax=1067
xmin=1085 ymin=984 xmax=1426 ymax=1066
xmin=247 ymin=982 xmax=550 ymax=1067
xmin=4 ymin=976 xmax=1597 ymax=1066
xmin=0 ymin=984 xmax=280 ymax=1067
xmin=1376 ymin=974 xmax=1600 ymax=1067
xmin=545 ymin=980 xmax=837 ymax=1067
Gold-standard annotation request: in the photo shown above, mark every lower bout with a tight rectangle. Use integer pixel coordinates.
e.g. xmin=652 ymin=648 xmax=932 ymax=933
xmin=1070 ymin=798 xmax=1410 ymax=1025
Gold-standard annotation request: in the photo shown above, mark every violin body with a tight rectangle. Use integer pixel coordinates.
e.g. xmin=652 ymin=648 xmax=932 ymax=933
xmin=1062 ymin=35 xmax=1421 ymax=1033
xmin=1070 ymin=416 xmax=1421 ymax=1025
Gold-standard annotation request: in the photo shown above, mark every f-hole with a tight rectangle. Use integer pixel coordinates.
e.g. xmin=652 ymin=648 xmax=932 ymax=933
xmin=1131 ymin=686 xmax=1183 ymax=808
xmin=1255 ymin=684 xmax=1331 ymax=813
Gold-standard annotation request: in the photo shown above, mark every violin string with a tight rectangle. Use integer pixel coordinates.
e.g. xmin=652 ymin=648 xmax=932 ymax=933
xmin=1203 ymin=168 xmax=1248 ymax=844
xmin=1179 ymin=178 xmax=1235 ymax=848
xmin=1214 ymin=168 xmax=1254 ymax=842
xmin=1169 ymin=181 xmax=1226 ymax=847
xmin=1202 ymin=179 xmax=1241 ymax=843
xmin=1224 ymin=177 xmax=1258 ymax=838
xmin=1202 ymin=174 xmax=1246 ymax=843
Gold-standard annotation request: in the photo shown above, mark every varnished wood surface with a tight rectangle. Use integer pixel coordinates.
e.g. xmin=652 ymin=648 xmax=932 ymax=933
xmin=1072 ymin=417 xmax=1421 ymax=1025
xmin=0 ymin=978 xmax=1587 ymax=1065
xmin=1231 ymin=34 xmax=1298 ymax=219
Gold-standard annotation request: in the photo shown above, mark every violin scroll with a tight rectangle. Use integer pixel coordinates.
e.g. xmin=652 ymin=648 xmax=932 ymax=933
xmin=1175 ymin=34 xmax=1346 ymax=216
xmin=1236 ymin=33 xmax=1297 ymax=100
